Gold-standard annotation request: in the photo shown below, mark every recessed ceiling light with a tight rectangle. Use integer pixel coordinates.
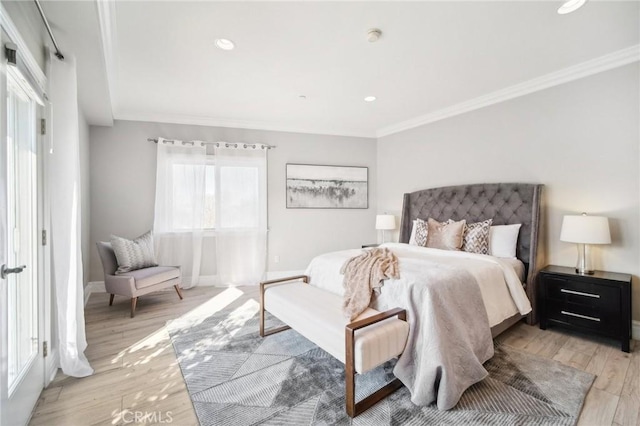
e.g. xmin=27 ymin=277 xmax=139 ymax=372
xmin=364 ymin=96 xmax=376 ymax=102
xmin=557 ymin=0 xmax=586 ymax=14
xmin=215 ymin=38 xmax=235 ymax=50
xmin=299 ymin=95 xmax=307 ymax=100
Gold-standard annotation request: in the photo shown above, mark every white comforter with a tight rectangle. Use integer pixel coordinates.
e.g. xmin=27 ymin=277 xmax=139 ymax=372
xmin=305 ymin=243 xmax=532 ymax=327
xmin=304 ymin=243 xmax=533 ymax=409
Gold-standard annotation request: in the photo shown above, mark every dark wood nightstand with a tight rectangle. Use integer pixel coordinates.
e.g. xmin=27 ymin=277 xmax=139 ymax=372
xmin=539 ymin=265 xmax=632 ymax=352
xmin=362 ymin=244 xmax=379 ymax=248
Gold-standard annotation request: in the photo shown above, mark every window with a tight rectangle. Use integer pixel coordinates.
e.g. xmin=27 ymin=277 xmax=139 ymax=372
xmin=168 ymin=159 xmax=263 ymax=231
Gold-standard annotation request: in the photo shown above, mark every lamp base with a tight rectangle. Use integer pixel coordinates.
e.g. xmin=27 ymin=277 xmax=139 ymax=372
xmin=575 ymin=243 xmax=594 ymax=275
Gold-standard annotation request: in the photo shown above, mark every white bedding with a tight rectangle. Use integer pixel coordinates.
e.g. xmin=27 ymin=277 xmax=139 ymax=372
xmin=305 ymin=242 xmax=532 ymax=328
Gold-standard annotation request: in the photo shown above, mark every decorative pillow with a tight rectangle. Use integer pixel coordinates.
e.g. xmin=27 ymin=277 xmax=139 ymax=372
xmin=409 ymin=219 xmax=428 ymax=246
xmin=110 ymin=231 xmax=158 ymax=274
xmin=461 ymin=219 xmax=493 ymax=254
xmin=489 ymin=224 xmax=522 ymax=258
xmin=426 ymin=218 xmax=466 ymax=250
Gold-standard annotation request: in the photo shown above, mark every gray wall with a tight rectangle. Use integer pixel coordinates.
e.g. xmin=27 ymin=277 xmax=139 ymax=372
xmin=89 ymin=120 xmax=377 ymax=282
xmin=377 ymin=64 xmax=640 ymax=320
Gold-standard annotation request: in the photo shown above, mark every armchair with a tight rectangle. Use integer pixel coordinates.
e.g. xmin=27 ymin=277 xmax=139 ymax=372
xmin=96 ymin=241 xmax=183 ymax=317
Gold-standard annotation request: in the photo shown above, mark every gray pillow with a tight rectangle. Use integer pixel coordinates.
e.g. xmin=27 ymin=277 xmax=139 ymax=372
xmin=426 ymin=218 xmax=466 ymax=250
xmin=110 ymin=231 xmax=158 ymax=274
xmin=461 ymin=219 xmax=493 ymax=254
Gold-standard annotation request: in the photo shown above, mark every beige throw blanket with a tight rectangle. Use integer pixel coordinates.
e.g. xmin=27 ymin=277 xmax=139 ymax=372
xmin=340 ymin=248 xmax=399 ymax=320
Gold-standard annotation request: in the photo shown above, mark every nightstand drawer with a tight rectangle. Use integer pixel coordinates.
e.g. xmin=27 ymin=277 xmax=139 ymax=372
xmin=546 ymin=276 xmax=619 ymax=308
xmin=546 ymin=299 xmax=618 ymax=332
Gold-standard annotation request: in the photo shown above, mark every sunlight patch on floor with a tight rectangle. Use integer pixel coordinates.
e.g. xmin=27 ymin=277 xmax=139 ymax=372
xmin=180 ymin=287 xmax=243 ymax=324
xmin=110 ymin=287 xmax=244 ymax=368
xmin=224 ymin=299 xmax=260 ymax=336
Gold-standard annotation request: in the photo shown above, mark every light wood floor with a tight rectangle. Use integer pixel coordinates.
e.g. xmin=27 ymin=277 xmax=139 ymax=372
xmin=29 ymin=286 xmax=640 ymax=426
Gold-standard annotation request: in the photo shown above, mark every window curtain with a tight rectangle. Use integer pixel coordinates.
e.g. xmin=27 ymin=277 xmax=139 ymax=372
xmin=214 ymin=146 xmax=268 ymax=286
xmin=48 ymin=54 xmax=93 ymax=377
xmin=153 ymin=140 xmax=206 ymax=288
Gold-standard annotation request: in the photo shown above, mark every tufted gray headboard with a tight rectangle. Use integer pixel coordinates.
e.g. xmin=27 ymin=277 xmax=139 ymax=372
xmin=399 ymin=183 xmax=544 ymax=324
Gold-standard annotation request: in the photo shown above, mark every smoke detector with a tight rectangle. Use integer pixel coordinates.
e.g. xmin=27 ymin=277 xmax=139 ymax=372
xmin=367 ymin=28 xmax=382 ymax=43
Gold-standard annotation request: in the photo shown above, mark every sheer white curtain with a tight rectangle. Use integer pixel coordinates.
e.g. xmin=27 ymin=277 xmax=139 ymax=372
xmin=214 ymin=146 xmax=267 ymax=286
xmin=48 ymin=54 xmax=93 ymax=377
xmin=153 ymin=140 xmax=207 ymax=288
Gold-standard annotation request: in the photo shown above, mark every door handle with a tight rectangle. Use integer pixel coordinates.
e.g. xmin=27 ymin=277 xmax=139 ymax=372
xmin=1 ymin=264 xmax=26 ymax=279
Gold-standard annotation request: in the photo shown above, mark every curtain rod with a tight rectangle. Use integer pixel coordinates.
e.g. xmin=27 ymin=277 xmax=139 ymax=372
xmin=34 ymin=0 xmax=64 ymax=60
xmin=147 ymin=137 xmax=276 ymax=150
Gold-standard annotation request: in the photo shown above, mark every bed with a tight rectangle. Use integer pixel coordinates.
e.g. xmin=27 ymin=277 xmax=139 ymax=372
xmin=304 ymin=182 xmax=544 ymax=410
xmin=399 ymin=182 xmax=544 ymax=326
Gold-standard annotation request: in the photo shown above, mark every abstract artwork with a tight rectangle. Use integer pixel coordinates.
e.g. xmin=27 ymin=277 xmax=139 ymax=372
xmin=286 ymin=164 xmax=368 ymax=209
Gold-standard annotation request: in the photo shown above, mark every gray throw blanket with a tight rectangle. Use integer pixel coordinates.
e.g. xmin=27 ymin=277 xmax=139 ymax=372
xmin=340 ymin=248 xmax=399 ymax=320
xmin=371 ymin=256 xmax=494 ymax=410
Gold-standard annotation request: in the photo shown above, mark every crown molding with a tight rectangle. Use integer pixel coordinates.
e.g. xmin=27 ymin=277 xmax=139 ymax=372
xmin=95 ymin=0 xmax=117 ymax=122
xmin=115 ymin=111 xmax=376 ymax=139
xmin=376 ymin=44 xmax=640 ymax=138
xmin=0 ymin=4 xmax=47 ymax=94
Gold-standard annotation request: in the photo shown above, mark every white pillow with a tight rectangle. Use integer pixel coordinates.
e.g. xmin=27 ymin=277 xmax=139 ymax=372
xmin=489 ymin=224 xmax=521 ymax=258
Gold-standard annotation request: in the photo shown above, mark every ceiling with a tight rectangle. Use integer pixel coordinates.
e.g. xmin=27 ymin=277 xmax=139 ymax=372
xmin=40 ymin=1 xmax=639 ymax=137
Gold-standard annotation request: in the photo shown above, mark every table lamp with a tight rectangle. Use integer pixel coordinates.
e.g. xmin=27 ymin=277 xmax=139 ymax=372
xmin=560 ymin=213 xmax=611 ymax=275
xmin=376 ymin=214 xmax=396 ymax=244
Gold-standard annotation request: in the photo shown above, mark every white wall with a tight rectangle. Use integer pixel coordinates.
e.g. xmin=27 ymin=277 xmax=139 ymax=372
xmin=1 ymin=1 xmax=47 ymax=70
xmin=377 ymin=64 xmax=640 ymax=320
xmin=89 ymin=120 xmax=377 ymax=282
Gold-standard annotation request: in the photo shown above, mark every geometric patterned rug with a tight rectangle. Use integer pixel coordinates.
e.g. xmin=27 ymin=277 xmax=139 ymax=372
xmin=167 ymin=305 xmax=594 ymax=426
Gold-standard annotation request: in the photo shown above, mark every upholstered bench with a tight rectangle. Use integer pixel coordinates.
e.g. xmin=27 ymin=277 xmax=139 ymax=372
xmin=260 ymin=275 xmax=409 ymax=417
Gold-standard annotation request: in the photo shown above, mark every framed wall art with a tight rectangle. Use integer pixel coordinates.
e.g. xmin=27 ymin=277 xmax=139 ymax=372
xmin=286 ymin=164 xmax=368 ymax=209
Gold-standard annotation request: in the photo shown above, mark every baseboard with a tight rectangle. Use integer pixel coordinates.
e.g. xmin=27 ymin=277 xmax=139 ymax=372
xmin=633 ymin=320 xmax=640 ymax=341
xmin=83 ymin=271 xmax=304 ymax=304
xmin=84 ymin=281 xmax=106 ymax=306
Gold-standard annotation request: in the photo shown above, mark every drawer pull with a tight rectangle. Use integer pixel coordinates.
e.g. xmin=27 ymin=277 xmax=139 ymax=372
xmin=561 ymin=310 xmax=601 ymax=322
xmin=560 ymin=288 xmax=600 ymax=299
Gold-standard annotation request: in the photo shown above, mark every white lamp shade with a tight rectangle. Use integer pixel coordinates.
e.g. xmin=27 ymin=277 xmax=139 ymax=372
xmin=375 ymin=214 xmax=396 ymax=230
xmin=560 ymin=215 xmax=611 ymax=244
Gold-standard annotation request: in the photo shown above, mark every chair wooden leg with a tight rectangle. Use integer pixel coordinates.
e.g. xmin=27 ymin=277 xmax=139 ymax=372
xmin=131 ymin=297 xmax=138 ymax=318
xmin=109 ymin=294 xmax=114 ymax=306
xmin=174 ymin=285 xmax=183 ymax=300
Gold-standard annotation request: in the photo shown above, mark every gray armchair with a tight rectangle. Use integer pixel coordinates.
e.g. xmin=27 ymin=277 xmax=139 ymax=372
xmin=96 ymin=241 xmax=183 ymax=318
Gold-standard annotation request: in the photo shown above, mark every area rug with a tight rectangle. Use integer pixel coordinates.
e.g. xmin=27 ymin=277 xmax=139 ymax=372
xmin=167 ymin=307 xmax=594 ymax=425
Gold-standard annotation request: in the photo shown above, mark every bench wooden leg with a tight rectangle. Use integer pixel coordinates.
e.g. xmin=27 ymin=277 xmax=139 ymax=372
xmin=259 ymin=283 xmax=290 ymax=337
xmin=259 ymin=276 xmax=308 ymax=337
xmin=345 ymin=308 xmax=407 ymax=417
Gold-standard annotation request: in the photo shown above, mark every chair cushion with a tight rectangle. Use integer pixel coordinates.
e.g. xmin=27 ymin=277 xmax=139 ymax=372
xmin=119 ymin=266 xmax=180 ymax=289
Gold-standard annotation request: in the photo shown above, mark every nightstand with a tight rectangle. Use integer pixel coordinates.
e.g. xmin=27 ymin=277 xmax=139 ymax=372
xmin=539 ymin=265 xmax=632 ymax=352
xmin=362 ymin=244 xmax=379 ymax=248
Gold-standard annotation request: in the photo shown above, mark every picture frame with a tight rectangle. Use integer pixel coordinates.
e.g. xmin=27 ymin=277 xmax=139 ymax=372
xmin=286 ymin=164 xmax=368 ymax=209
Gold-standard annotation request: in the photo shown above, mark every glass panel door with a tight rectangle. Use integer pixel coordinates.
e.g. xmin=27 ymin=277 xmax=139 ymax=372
xmin=0 ymin=64 xmax=44 ymax=426
xmin=6 ymin=71 xmax=38 ymax=394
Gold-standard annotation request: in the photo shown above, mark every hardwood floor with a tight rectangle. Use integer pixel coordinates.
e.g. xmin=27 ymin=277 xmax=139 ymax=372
xmin=29 ymin=286 xmax=640 ymax=426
